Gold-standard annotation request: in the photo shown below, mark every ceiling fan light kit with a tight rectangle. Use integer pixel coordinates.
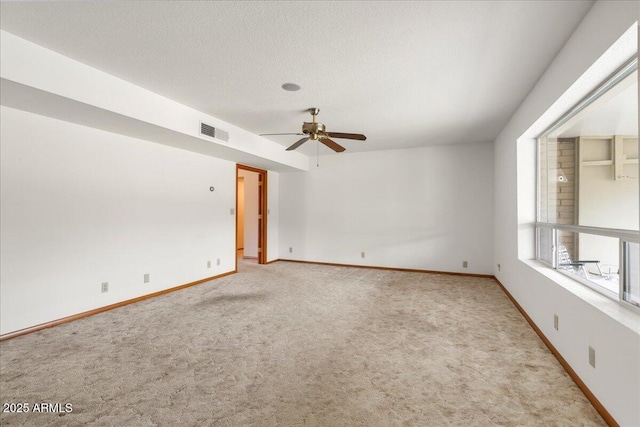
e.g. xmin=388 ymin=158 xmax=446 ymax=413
xmin=261 ymin=108 xmax=366 ymax=153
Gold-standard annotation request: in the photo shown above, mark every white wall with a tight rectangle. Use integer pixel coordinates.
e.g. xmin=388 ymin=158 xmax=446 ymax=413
xmin=579 ymin=162 xmax=638 ymax=267
xmin=494 ymin=2 xmax=640 ymax=425
xmin=238 ymin=169 xmax=259 ymax=258
xmin=267 ymin=171 xmax=279 ymax=262
xmin=279 ymin=142 xmax=494 ymax=274
xmin=579 ymin=144 xmax=638 ymax=231
xmin=0 ymin=106 xmax=237 ymax=334
xmin=0 ymin=30 xmax=309 ymax=173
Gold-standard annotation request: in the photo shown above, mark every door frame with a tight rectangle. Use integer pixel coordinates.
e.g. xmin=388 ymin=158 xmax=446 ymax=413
xmin=236 ymin=164 xmax=268 ymax=269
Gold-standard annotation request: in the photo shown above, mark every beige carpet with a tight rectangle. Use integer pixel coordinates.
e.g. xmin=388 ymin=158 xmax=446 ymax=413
xmin=0 ymin=260 xmax=605 ymax=426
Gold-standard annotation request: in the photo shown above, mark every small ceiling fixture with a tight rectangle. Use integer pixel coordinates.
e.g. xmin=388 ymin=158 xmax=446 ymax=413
xmin=281 ymin=82 xmax=301 ymax=92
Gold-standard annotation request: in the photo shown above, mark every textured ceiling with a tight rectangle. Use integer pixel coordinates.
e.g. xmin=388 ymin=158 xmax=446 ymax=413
xmin=0 ymin=1 xmax=594 ymax=155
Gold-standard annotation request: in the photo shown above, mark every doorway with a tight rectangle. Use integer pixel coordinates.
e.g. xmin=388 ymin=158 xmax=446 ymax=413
xmin=236 ymin=164 xmax=267 ymax=269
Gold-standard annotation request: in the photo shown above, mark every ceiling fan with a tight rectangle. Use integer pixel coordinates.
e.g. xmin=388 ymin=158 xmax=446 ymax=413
xmin=260 ymin=108 xmax=366 ymax=152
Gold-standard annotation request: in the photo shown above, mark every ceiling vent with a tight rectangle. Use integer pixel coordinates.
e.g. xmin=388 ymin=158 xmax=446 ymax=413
xmin=200 ymin=122 xmax=229 ymax=142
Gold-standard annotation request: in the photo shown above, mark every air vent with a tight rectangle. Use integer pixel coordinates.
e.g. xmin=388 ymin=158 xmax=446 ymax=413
xmin=200 ymin=122 xmax=229 ymax=142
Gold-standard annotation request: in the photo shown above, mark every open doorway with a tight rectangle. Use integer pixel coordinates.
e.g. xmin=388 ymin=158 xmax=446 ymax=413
xmin=236 ymin=164 xmax=267 ymax=269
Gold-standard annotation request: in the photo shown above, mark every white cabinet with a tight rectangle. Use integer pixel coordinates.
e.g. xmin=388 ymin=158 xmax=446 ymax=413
xmin=579 ymin=135 xmax=638 ymax=180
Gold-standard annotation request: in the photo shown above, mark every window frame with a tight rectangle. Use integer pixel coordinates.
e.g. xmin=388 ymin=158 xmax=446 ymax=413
xmin=535 ymin=55 xmax=640 ymax=310
xmin=535 ymin=222 xmax=639 ymax=309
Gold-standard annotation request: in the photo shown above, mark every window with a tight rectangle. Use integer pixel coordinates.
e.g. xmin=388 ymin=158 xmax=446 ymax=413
xmin=536 ymin=56 xmax=640 ymax=309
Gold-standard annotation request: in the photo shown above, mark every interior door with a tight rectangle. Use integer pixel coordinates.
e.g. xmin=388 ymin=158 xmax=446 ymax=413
xmin=258 ymin=172 xmax=264 ymax=263
xmin=236 ymin=164 xmax=267 ymax=269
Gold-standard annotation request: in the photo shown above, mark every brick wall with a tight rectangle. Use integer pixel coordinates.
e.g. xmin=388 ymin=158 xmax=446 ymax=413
xmin=539 ymin=137 xmax=578 ymax=260
xmin=556 ymin=138 xmax=577 ymax=257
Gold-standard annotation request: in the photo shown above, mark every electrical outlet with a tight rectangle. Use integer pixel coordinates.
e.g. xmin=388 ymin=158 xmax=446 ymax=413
xmin=101 ymin=282 xmax=109 ymax=293
xmin=497 ymin=263 xmax=501 ymax=272
xmin=268 ymin=209 xmax=270 ymax=215
xmin=144 ymin=273 xmax=150 ymax=283
xmin=207 ymin=260 xmax=211 ymax=269
xmin=289 ymin=247 xmax=293 ymax=253
xmin=216 ymin=258 xmax=220 ymax=266
xmin=589 ymin=346 xmax=596 ymax=368
xmin=463 ymin=261 xmax=468 ymax=268
xmin=553 ymin=314 xmax=559 ymax=331
xmin=230 ymin=208 xmax=235 ymax=215
xmin=361 ymin=252 xmax=365 ymax=258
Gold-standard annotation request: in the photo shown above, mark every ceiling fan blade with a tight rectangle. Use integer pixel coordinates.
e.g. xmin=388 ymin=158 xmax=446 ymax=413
xmin=326 ymin=132 xmax=366 ymax=141
xmin=286 ymin=137 xmax=310 ymax=151
xmin=260 ymin=132 xmax=305 ymax=136
xmin=319 ymin=137 xmax=346 ymax=152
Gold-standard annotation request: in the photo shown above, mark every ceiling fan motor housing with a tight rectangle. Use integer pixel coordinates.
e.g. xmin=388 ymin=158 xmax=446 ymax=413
xmin=302 ymin=122 xmax=325 ymax=139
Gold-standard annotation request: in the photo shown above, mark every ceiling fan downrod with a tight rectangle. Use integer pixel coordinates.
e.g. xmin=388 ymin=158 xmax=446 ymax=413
xmin=308 ymin=107 xmax=320 ymax=121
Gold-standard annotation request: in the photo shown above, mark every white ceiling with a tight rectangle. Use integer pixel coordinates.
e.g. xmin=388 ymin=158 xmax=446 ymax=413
xmin=0 ymin=1 xmax=594 ymax=155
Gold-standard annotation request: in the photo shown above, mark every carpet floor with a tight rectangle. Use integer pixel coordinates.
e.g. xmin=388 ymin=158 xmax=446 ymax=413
xmin=0 ymin=260 xmax=605 ymax=426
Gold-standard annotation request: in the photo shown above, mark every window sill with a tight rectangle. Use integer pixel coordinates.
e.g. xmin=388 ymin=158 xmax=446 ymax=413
xmin=520 ymin=259 xmax=640 ymax=334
